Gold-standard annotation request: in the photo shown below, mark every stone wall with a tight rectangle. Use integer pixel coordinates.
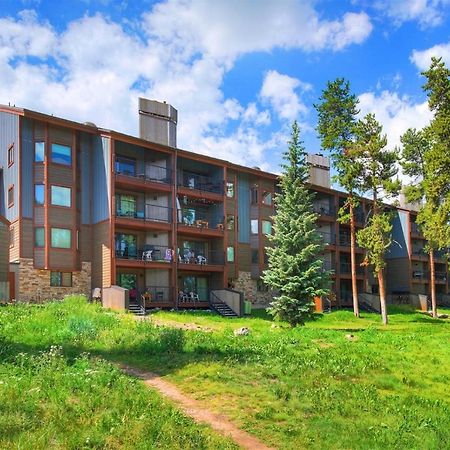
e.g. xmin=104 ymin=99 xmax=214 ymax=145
xmin=233 ymin=271 xmax=274 ymax=308
xmin=17 ymin=258 xmax=91 ymax=302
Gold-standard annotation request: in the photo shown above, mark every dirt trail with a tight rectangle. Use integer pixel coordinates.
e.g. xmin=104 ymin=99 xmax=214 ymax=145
xmin=120 ymin=364 xmax=274 ymax=450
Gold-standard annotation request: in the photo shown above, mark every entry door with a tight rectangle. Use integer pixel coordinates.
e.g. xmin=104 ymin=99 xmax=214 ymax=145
xmin=8 ymin=272 xmax=15 ymax=301
xmin=118 ymin=273 xmax=137 ymax=300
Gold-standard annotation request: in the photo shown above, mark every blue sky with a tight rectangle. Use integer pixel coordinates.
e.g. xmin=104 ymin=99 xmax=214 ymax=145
xmin=1 ymin=0 xmax=450 ymax=173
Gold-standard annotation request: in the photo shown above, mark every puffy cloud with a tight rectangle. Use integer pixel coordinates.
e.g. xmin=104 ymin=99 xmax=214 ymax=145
xmin=411 ymin=41 xmax=450 ymax=70
xmin=358 ymin=90 xmax=432 ymax=148
xmin=373 ymin=0 xmax=450 ymax=28
xmin=260 ymin=70 xmax=310 ymax=122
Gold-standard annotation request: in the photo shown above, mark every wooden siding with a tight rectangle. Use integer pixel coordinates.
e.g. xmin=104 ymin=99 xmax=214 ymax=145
xmin=49 ymin=125 xmax=73 ymax=145
xmin=34 ymin=207 xmax=44 ymax=226
xmin=34 ymin=248 xmax=45 ymax=268
xmin=9 ymin=223 xmax=19 ymax=261
xmin=79 ymin=224 xmax=92 ymax=262
xmin=91 ymin=221 xmax=111 ymax=289
xmin=21 ymin=219 xmax=33 ymax=258
xmin=238 ymin=244 xmax=251 ymax=272
xmin=48 ymin=165 xmax=72 ymax=185
xmin=35 ymin=165 xmax=45 ymax=183
xmin=21 ymin=118 xmax=34 ymax=218
xmin=49 ymin=250 xmax=74 ymax=269
xmin=48 ymin=208 xmax=75 ymax=227
xmin=0 ymin=221 xmax=9 ymax=282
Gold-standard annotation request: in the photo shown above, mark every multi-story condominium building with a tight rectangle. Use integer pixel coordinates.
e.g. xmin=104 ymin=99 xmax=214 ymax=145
xmin=1 ymin=99 xmax=449 ymax=309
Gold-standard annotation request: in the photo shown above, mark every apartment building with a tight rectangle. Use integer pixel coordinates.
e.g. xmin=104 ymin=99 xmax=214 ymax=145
xmin=1 ymin=99 xmax=448 ymax=308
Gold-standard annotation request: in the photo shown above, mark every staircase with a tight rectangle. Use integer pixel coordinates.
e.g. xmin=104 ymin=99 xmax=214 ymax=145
xmin=359 ymin=301 xmax=379 ymax=313
xmin=210 ymin=292 xmax=238 ymax=317
xmin=128 ymin=301 xmax=146 ymax=316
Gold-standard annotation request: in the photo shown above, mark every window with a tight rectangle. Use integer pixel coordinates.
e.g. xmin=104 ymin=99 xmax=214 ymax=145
xmin=51 ymin=228 xmax=71 ymax=248
xmin=35 ymin=184 xmax=45 ymax=205
xmin=35 ymin=228 xmax=45 ymax=247
xmin=262 ymin=191 xmax=272 ymax=205
xmin=262 ymin=220 xmax=272 ymax=235
xmin=115 ymin=156 xmax=136 ymax=176
xmin=116 ymin=194 xmax=136 ymax=217
xmin=51 ymin=185 xmax=71 ymax=207
xmin=251 ymin=186 xmax=258 ymax=204
xmin=252 ymin=249 xmax=259 ymax=264
xmin=51 ymin=143 xmax=72 ymax=165
xmin=227 ymin=246 xmax=235 ymax=262
xmin=50 ymin=271 xmax=72 ymax=287
xmin=226 ymin=214 xmax=235 ymax=230
xmin=8 ymin=144 xmax=14 ymax=166
xmin=35 ymin=142 xmax=45 ymax=162
xmin=8 ymin=186 xmax=14 ymax=207
xmin=10 ymin=226 xmax=14 ymax=247
xmin=226 ymin=182 xmax=234 ymax=198
xmin=115 ymin=233 xmax=137 ymax=258
xmin=251 ymin=219 xmax=258 ymax=234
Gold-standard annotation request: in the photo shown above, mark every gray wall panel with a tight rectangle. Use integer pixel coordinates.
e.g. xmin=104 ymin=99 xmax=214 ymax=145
xmin=92 ymin=136 xmax=111 ymax=223
xmin=21 ymin=118 xmax=34 ymax=218
xmin=0 ymin=112 xmax=19 ymax=221
xmin=238 ymin=174 xmax=250 ymax=243
xmin=80 ymin=132 xmax=92 ymax=225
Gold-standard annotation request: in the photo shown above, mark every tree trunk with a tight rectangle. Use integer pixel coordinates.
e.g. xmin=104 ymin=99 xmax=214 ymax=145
xmin=377 ymin=268 xmax=388 ymax=325
xmin=429 ymin=250 xmax=437 ymax=318
xmin=349 ymin=202 xmax=359 ymax=317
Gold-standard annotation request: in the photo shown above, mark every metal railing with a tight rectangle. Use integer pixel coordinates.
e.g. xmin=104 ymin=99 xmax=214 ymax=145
xmin=116 ymin=201 xmax=173 ymax=223
xmin=412 ymin=248 xmax=428 ymax=257
xmin=177 ymin=170 xmax=223 ymax=194
xmin=318 ymin=231 xmax=336 ymax=245
xmin=340 ymin=262 xmax=365 ymax=275
xmin=115 ymin=159 xmax=172 ymax=184
xmin=410 ymin=222 xmax=421 ymax=235
xmin=178 ymin=209 xmax=224 ymax=229
xmin=320 ymin=260 xmax=335 ymax=273
xmin=178 ymin=287 xmax=210 ymax=303
xmin=115 ymin=245 xmax=174 ymax=262
xmin=140 ymin=286 xmax=172 ymax=304
xmin=178 ymin=249 xmax=224 ymax=265
xmin=313 ymin=204 xmax=336 ymax=217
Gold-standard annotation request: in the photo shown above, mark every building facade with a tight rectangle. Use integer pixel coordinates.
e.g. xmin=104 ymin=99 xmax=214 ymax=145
xmin=1 ymin=100 xmax=448 ymax=307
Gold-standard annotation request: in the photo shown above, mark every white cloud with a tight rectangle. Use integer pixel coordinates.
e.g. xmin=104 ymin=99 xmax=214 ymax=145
xmin=0 ymin=1 xmax=373 ymax=168
xmin=358 ymin=90 xmax=432 ymax=148
xmin=374 ymin=0 xmax=450 ymax=28
xmin=411 ymin=41 xmax=450 ymax=70
xmin=260 ymin=70 xmax=311 ymax=122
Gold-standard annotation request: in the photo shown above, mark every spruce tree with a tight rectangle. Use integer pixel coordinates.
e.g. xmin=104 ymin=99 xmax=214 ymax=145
xmin=315 ymin=78 xmax=362 ymax=317
xmin=263 ymin=122 xmax=331 ymax=327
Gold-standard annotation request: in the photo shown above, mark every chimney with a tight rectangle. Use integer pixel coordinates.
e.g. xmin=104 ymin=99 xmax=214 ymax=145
xmin=306 ymin=153 xmax=331 ymax=188
xmin=138 ymin=98 xmax=178 ymax=147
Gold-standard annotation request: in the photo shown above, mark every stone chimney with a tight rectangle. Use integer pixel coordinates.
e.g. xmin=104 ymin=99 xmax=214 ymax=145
xmin=138 ymin=98 xmax=178 ymax=147
xmin=306 ymin=153 xmax=330 ymax=188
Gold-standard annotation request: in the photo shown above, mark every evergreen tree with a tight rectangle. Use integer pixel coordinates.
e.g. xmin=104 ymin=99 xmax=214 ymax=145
xmin=263 ymin=122 xmax=331 ymax=327
xmin=352 ymin=114 xmax=401 ymax=325
xmin=401 ymin=58 xmax=450 ymax=318
xmin=315 ymin=78 xmax=362 ymax=317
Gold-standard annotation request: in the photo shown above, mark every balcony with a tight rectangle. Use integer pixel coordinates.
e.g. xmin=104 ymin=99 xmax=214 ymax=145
xmin=339 ymin=262 xmax=365 ymax=276
xmin=115 ymin=201 xmax=173 ymax=230
xmin=339 ymin=233 xmax=362 ymax=249
xmin=178 ymin=249 xmax=224 ymax=271
xmin=410 ymin=222 xmax=422 ymax=236
xmin=313 ymin=204 xmax=336 ymax=218
xmin=318 ymin=231 xmax=336 ymax=246
xmin=320 ymin=260 xmax=335 ymax=273
xmin=115 ymin=244 xmax=174 ymax=268
xmin=178 ymin=208 xmax=224 ymax=237
xmin=115 ymin=156 xmax=172 ymax=191
xmin=177 ymin=170 xmax=223 ymax=196
xmin=412 ymin=248 xmax=428 ymax=258
xmin=177 ymin=287 xmax=210 ymax=306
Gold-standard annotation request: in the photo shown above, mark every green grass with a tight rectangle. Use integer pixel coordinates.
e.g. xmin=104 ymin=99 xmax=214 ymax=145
xmin=1 ymin=296 xmax=450 ymax=449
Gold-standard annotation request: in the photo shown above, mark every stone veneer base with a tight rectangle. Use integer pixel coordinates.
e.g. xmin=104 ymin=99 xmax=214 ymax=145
xmin=233 ymin=271 xmax=275 ymax=307
xmin=16 ymin=258 xmax=92 ymax=302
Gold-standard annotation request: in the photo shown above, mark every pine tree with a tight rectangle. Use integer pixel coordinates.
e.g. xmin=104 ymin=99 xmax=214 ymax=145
xmin=352 ymin=114 xmax=401 ymax=325
xmin=262 ymin=122 xmax=331 ymax=327
xmin=315 ymin=78 xmax=362 ymax=317
xmin=401 ymin=57 xmax=450 ymax=318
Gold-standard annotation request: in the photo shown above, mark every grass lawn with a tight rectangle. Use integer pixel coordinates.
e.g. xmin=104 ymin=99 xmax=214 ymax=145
xmin=1 ymin=296 xmax=449 ymax=449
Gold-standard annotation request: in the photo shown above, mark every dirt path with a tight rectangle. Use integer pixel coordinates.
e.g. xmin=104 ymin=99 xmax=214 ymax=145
xmin=120 ymin=364 xmax=274 ymax=450
xmin=134 ymin=315 xmax=216 ymax=332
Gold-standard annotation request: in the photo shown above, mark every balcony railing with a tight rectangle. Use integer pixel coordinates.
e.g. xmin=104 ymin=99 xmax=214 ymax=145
xmin=321 ymin=260 xmax=335 ymax=272
xmin=116 ymin=245 xmax=174 ymax=263
xmin=116 ymin=202 xmax=172 ymax=223
xmin=318 ymin=231 xmax=336 ymax=245
xmin=140 ymin=286 xmax=172 ymax=305
xmin=115 ymin=160 xmax=172 ymax=184
xmin=314 ymin=204 xmax=336 ymax=217
xmin=178 ymin=287 xmax=210 ymax=303
xmin=410 ymin=222 xmax=421 ymax=235
xmin=340 ymin=262 xmax=365 ymax=275
xmin=412 ymin=270 xmax=447 ymax=281
xmin=178 ymin=249 xmax=224 ymax=265
xmin=178 ymin=170 xmax=223 ymax=194
xmin=412 ymin=248 xmax=428 ymax=257
xmin=179 ymin=209 xmax=224 ymax=230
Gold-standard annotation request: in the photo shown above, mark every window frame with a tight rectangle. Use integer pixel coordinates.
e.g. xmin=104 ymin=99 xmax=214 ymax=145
xmin=10 ymin=225 xmax=14 ymax=248
xmin=51 ymin=143 xmax=72 ymax=166
xmin=50 ymin=271 xmax=73 ymax=287
xmin=8 ymin=144 xmax=14 ymax=167
xmin=51 ymin=228 xmax=72 ymax=249
xmin=250 ymin=219 xmax=258 ymax=235
xmin=262 ymin=191 xmax=272 ymax=206
xmin=35 ymin=184 xmax=45 ymax=205
xmin=8 ymin=185 xmax=14 ymax=208
xmin=226 ymin=181 xmax=235 ymax=198
xmin=35 ymin=227 xmax=45 ymax=247
xmin=227 ymin=246 xmax=235 ymax=263
xmin=51 ymin=185 xmax=72 ymax=208
xmin=262 ymin=220 xmax=272 ymax=236
xmin=35 ymin=141 xmax=45 ymax=163
xmin=226 ymin=214 xmax=235 ymax=230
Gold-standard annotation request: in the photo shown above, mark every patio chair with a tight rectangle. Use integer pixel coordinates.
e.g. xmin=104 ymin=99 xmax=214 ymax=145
xmin=142 ymin=250 xmax=153 ymax=261
xmin=197 ymin=255 xmax=207 ymax=265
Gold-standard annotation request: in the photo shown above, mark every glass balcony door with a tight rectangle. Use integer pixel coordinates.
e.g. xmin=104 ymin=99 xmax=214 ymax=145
xmin=115 ymin=156 xmax=136 ymax=176
xmin=115 ymin=233 xmax=137 ymax=258
xmin=116 ymin=194 xmax=137 ymax=218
